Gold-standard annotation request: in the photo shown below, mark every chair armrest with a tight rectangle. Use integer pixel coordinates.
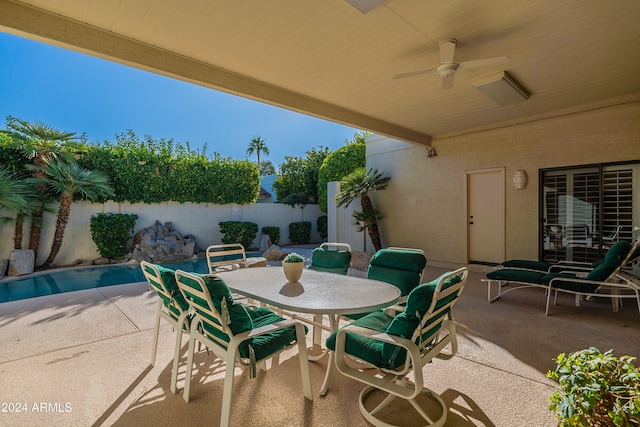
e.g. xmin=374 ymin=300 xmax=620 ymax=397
xmin=383 ymin=304 xmax=406 ymax=316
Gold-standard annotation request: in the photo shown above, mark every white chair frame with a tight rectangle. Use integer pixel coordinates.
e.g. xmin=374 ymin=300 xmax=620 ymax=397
xmin=333 ymin=267 xmax=468 ymax=427
xmin=206 ymin=243 xmax=248 ymax=273
xmin=175 ymin=269 xmax=313 ymax=427
xmin=140 ymin=261 xmax=190 ymax=394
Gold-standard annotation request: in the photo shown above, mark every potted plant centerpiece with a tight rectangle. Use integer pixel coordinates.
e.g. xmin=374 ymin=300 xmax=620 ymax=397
xmin=283 ymin=252 xmax=305 ymax=283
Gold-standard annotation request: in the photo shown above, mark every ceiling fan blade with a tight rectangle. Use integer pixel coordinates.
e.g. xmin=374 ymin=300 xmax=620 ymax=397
xmin=442 ymin=75 xmax=454 ymax=90
xmin=439 ymin=39 xmax=456 ymax=63
xmin=393 ymin=68 xmax=437 ymax=79
xmin=460 ymin=55 xmax=510 ymax=69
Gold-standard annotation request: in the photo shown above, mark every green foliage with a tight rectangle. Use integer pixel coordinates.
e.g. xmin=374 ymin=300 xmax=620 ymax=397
xmin=259 ymin=160 xmax=276 ymax=176
xmin=0 ymin=167 xmax=36 ymax=213
xmin=289 ymin=221 xmax=311 ymax=244
xmin=317 ymin=215 xmax=327 ymax=239
xmin=273 ymin=146 xmax=330 ymax=205
xmin=547 ymin=347 xmax=640 ymax=426
xmin=90 ymin=213 xmax=138 ymax=259
xmin=219 ymin=221 xmax=259 ymax=250
xmin=77 ymin=130 xmax=259 ymax=204
xmin=317 ymin=140 xmax=365 ymax=212
xmin=261 ymin=226 xmax=280 ymax=245
xmin=283 ymin=252 xmax=304 ymax=263
xmin=336 ymin=167 xmax=391 ymax=208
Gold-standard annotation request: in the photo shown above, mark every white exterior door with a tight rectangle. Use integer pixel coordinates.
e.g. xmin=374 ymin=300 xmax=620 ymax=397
xmin=467 ymin=168 xmax=505 ymax=264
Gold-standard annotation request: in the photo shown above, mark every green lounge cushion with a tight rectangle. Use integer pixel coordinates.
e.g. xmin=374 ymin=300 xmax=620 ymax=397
xmin=308 ymin=247 xmax=351 ymax=275
xmin=486 ymin=269 xmax=546 ymax=283
xmin=587 ymin=240 xmax=631 ymax=281
xmin=500 ymin=260 xmax=552 ymax=271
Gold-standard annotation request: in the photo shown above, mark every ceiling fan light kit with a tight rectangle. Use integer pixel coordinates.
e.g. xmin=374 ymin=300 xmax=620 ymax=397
xmin=472 ymin=71 xmax=529 ymax=105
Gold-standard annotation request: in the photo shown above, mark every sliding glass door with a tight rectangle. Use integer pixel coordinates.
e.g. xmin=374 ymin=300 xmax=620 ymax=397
xmin=540 ymin=162 xmax=638 ymax=275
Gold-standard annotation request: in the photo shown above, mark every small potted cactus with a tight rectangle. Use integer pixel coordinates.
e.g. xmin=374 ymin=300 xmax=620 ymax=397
xmin=283 ymin=252 xmax=305 ymax=283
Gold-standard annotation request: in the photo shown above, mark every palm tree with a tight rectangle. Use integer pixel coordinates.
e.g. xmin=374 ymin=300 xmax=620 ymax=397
xmin=0 ymin=168 xmax=42 ymax=249
xmin=29 ymin=159 xmax=114 ymax=269
xmin=246 ymin=136 xmax=270 ymax=174
xmin=1 ymin=116 xmax=85 ymax=257
xmin=335 ymin=168 xmax=390 ymax=252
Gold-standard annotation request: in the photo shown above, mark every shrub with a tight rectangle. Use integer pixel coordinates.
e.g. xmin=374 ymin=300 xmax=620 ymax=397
xmin=78 ymin=131 xmax=259 ymax=204
xmin=283 ymin=252 xmax=304 ymax=263
xmin=90 ymin=213 xmax=138 ymax=259
xmin=289 ymin=221 xmax=311 ymax=244
xmin=317 ymin=215 xmax=327 ymax=240
xmin=219 ymin=221 xmax=258 ymax=250
xmin=261 ymin=226 xmax=280 ymax=245
xmin=317 ymin=141 xmax=365 ymax=212
xmin=547 ymin=347 xmax=640 ymax=426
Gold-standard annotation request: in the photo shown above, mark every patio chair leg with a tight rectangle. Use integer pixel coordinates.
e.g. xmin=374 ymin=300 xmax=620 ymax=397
xmin=170 ymin=320 xmax=184 ymax=394
xmin=150 ymin=300 xmax=162 ymax=366
xmin=182 ymin=332 xmax=197 ymax=403
xmin=220 ymin=359 xmax=237 ymax=427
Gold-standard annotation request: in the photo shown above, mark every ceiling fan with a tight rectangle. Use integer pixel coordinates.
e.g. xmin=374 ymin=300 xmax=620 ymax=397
xmin=393 ymin=39 xmax=510 ymax=89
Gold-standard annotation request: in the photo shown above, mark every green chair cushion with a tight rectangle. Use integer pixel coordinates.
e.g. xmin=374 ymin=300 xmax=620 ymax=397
xmin=385 ymin=273 xmax=462 ymax=345
xmin=367 ymin=249 xmax=426 ymax=295
xmin=144 ymin=264 xmax=190 ymax=316
xmin=586 ymin=240 xmax=631 ymax=281
xmin=486 ymin=269 xmax=546 ymax=283
xmin=404 ymin=273 xmax=462 ymax=318
xmin=369 ymin=248 xmax=426 ymax=274
xmin=244 ymin=308 xmax=303 ymax=360
xmin=308 ymin=247 xmax=351 ymax=275
xmin=500 ymin=260 xmax=551 ymax=271
xmin=180 ymin=274 xmax=305 ymax=361
xmin=326 ymin=311 xmax=397 ymax=368
xmin=327 ymin=271 xmax=463 ymax=371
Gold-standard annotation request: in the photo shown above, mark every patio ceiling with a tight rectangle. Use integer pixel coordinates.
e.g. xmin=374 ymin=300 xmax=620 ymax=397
xmin=1 ymin=0 xmax=639 ymax=147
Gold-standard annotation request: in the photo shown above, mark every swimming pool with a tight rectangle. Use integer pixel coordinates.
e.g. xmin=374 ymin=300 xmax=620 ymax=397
xmin=0 ymin=254 xmax=261 ymax=304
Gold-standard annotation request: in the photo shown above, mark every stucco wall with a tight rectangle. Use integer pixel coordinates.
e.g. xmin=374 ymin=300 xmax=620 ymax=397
xmin=0 ymin=202 xmax=323 ymax=267
xmin=364 ymin=95 xmax=640 ymax=267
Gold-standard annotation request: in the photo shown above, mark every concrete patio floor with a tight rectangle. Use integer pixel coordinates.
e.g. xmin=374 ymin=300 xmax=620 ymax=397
xmin=1 ymin=261 xmax=639 ymax=426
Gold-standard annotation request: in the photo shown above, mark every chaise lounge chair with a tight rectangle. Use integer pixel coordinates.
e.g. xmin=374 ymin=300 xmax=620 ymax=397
xmin=483 ymin=240 xmax=640 ymax=315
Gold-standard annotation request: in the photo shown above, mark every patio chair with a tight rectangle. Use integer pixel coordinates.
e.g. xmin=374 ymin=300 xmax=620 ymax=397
xmin=140 ymin=261 xmax=191 ymax=394
xmin=327 ymin=267 xmax=468 ymax=427
xmin=341 ymin=247 xmax=426 ymax=322
xmin=174 ymin=269 xmax=313 ymax=427
xmin=308 ymin=242 xmax=352 ymax=275
xmin=206 ymin=243 xmax=248 ymax=273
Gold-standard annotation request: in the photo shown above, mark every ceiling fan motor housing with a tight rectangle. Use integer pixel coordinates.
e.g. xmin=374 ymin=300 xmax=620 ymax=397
xmin=437 ymin=63 xmax=459 ymax=78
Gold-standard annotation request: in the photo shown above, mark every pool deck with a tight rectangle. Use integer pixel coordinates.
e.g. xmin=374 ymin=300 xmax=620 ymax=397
xmin=1 ymin=253 xmax=639 ymax=426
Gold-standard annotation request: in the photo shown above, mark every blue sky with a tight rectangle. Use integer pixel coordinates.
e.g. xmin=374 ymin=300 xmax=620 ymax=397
xmin=0 ymin=32 xmax=360 ymax=168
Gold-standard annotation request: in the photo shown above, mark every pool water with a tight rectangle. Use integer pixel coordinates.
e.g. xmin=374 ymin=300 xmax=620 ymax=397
xmin=0 ymin=254 xmax=261 ymax=304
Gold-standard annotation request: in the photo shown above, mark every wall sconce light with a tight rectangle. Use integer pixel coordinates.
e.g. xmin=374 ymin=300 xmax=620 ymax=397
xmin=425 ymin=146 xmax=437 ymax=158
xmin=513 ymin=170 xmax=528 ymax=189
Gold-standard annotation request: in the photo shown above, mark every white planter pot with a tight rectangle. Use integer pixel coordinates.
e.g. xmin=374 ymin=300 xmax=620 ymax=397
xmin=283 ymin=262 xmax=304 ymax=283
